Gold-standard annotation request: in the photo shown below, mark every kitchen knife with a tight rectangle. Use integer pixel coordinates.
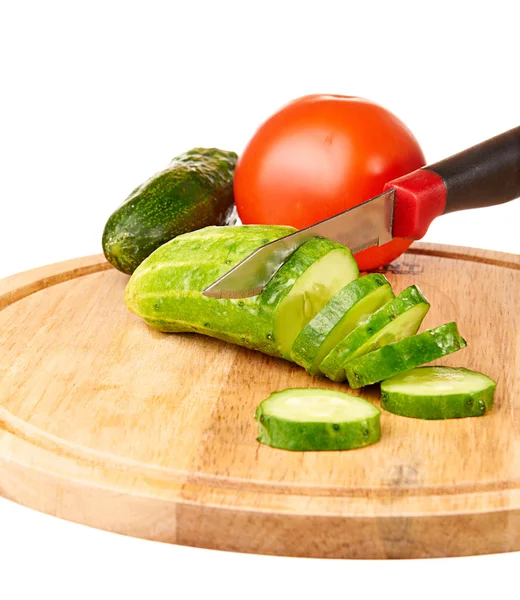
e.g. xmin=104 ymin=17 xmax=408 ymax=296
xmin=203 ymin=126 xmax=520 ymax=299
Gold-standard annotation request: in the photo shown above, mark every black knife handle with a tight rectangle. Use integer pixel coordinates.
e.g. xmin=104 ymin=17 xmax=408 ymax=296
xmin=387 ymin=126 xmax=520 ymax=239
xmin=426 ymin=126 xmax=520 ymax=214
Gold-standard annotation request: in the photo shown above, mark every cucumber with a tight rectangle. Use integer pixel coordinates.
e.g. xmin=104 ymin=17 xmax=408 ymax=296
xmin=380 ymin=366 xmax=496 ymax=420
xmin=344 ymin=322 xmax=467 ymax=389
xmin=125 ymin=225 xmax=295 ymax=356
xmin=290 ymin=274 xmax=393 ymax=374
xmin=320 ymin=286 xmax=430 ymax=382
xmin=261 ymin=237 xmax=359 ymax=358
xmin=255 ymin=388 xmax=381 ymax=451
xmin=125 ymin=227 xmax=357 ymax=359
xmin=103 ymin=148 xmax=238 ymax=274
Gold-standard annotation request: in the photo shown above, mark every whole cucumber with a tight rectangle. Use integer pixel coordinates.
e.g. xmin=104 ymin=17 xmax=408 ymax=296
xmin=102 ymin=148 xmax=238 ymax=274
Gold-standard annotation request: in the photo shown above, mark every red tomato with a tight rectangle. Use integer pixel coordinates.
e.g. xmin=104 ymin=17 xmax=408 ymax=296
xmin=234 ymin=95 xmax=426 ymax=270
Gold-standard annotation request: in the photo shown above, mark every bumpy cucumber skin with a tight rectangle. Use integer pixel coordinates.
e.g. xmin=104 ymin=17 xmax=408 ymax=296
xmin=320 ymin=285 xmax=430 ymax=382
xmin=103 ymin=148 xmax=238 ymax=274
xmin=345 ymin=322 xmax=467 ymax=389
xmin=256 ymin=414 xmax=381 ymax=451
xmin=255 ymin=390 xmax=381 ymax=451
xmin=260 ymin=237 xmax=358 ymax=357
xmin=125 ymin=225 xmax=294 ymax=356
xmin=290 ymin=274 xmax=393 ymax=375
xmin=380 ymin=367 xmax=496 ymax=420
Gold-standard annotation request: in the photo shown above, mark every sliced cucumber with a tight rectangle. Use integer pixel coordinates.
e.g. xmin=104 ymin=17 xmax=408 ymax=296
xmin=290 ymin=274 xmax=394 ymax=375
xmin=320 ymin=286 xmax=430 ymax=382
xmin=127 ymin=230 xmax=356 ymax=359
xmin=261 ymin=237 xmax=359 ymax=358
xmin=381 ymin=366 xmax=496 ymax=419
xmin=344 ymin=322 xmax=467 ymax=389
xmin=255 ymin=388 xmax=381 ymax=451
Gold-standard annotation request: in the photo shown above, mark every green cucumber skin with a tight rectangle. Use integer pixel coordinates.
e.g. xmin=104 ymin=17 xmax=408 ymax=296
xmin=103 ymin=148 xmax=238 ymax=274
xmin=320 ymin=285 xmax=430 ymax=382
xmin=345 ymin=322 xmax=467 ymax=389
xmin=380 ymin=367 xmax=496 ymax=420
xmin=256 ymin=414 xmax=381 ymax=451
xmin=290 ymin=274 xmax=393 ymax=374
xmin=381 ymin=385 xmax=495 ymax=420
xmin=255 ymin=401 xmax=381 ymax=452
xmin=125 ymin=225 xmax=295 ymax=356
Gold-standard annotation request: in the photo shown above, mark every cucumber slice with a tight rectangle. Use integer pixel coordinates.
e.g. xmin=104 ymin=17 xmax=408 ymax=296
xmin=344 ymin=322 xmax=467 ymax=389
xmin=290 ymin=274 xmax=394 ymax=374
xmin=381 ymin=367 xmax=496 ymax=419
xmin=262 ymin=237 xmax=359 ymax=358
xmin=320 ymin=286 xmax=430 ymax=382
xmin=255 ymin=388 xmax=381 ymax=451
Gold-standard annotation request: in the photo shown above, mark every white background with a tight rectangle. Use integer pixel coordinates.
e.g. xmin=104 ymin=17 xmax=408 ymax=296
xmin=0 ymin=1 xmax=519 ymax=598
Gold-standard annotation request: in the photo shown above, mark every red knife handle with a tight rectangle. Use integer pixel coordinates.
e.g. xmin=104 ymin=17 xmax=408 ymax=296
xmin=385 ymin=126 xmax=520 ymax=240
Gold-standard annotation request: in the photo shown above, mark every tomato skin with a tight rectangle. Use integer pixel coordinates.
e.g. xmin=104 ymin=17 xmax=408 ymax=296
xmin=355 ymin=237 xmax=413 ymax=271
xmin=234 ymin=95 xmax=426 ymax=270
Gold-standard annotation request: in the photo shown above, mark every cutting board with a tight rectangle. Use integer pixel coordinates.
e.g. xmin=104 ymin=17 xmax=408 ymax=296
xmin=1 ymin=243 xmax=519 ymax=559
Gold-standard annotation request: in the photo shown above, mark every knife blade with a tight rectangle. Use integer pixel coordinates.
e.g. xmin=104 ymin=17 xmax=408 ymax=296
xmin=203 ymin=189 xmax=394 ymax=299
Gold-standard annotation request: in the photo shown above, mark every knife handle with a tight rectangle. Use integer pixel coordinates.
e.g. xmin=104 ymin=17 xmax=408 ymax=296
xmin=386 ymin=126 xmax=520 ymax=239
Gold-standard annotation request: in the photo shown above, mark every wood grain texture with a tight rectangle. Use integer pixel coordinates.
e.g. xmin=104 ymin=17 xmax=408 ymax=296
xmin=0 ymin=243 xmax=519 ymax=559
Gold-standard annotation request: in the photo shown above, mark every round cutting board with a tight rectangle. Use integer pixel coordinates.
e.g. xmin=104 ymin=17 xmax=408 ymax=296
xmin=1 ymin=243 xmax=519 ymax=559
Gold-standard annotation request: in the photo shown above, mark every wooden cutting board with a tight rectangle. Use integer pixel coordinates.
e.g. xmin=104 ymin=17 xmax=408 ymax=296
xmin=1 ymin=243 xmax=519 ymax=559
